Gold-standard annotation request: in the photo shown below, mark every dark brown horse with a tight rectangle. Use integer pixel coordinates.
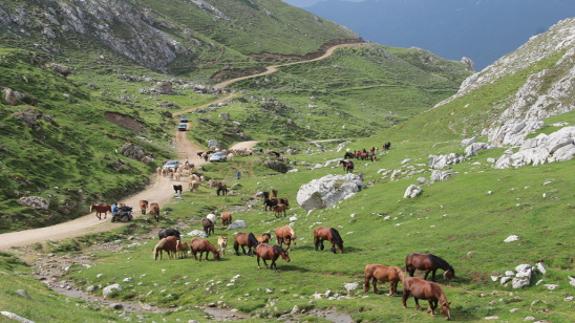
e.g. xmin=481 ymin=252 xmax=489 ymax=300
xmin=90 ymin=203 xmax=111 ymax=220
xmin=202 ymin=218 xmax=214 ymax=236
xmin=275 ymin=225 xmax=296 ymax=250
xmin=364 ymin=264 xmax=403 ymax=295
xmin=254 ymin=243 xmax=290 ymax=270
xmin=149 ymin=202 xmax=160 ymax=222
xmin=402 ymin=277 xmax=451 ymax=320
xmin=139 ymin=200 xmax=149 ymax=215
xmin=405 ymin=253 xmax=455 ymax=281
xmin=273 ymin=203 xmax=288 ymax=218
xmin=339 ymin=160 xmax=354 ymax=173
xmin=190 ymin=238 xmax=221 ymax=261
xmin=233 ymin=232 xmax=259 ymax=256
xmin=313 ymin=227 xmax=344 ymax=254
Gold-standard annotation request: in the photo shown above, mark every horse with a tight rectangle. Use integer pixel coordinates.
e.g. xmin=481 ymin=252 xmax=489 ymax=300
xmin=149 ymin=203 xmax=161 ymax=222
xmin=202 ymin=218 xmax=214 ymax=236
xmin=176 ymin=239 xmax=190 ymax=258
xmin=344 ymin=152 xmax=354 ymax=159
xmin=221 ymin=211 xmax=233 ymax=226
xmin=90 ymin=203 xmax=111 ymax=220
xmin=402 ymin=277 xmax=451 ymax=320
xmin=233 ymin=232 xmax=259 ymax=256
xmin=339 ymin=160 xmax=354 ymax=173
xmin=153 ymin=236 xmax=178 ymax=260
xmin=189 ymin=180 xmax=200 ymax=192
xmin=206 ymin=213 xmax=217 ymax=224
xmin=405 ymin=253 xmax=455 ymax=281
xmin=274 ymin=225 xmax=296 ymax=250
xmin=217 ymin=236 xmax=228 ymax=256
xmin=254 ymin=244 xmax=290 ymax=270
xmin=158 ymin=228 xmax=181 ymax=240
xmin=173 ymin=184 xmax=183 ymax=195
xmin=216 ymin=183 xmax=228 ymax=196
xmin=273 ymin=203 xmax=288 ymax=218
xmin=190 ymin=238 xmax=221 ymax=261
xmin=364 ymin=264 xmax=403 ymax=295
xmin=256 ymin=233 xmax=272 ymax=244
xmin=313 ymin=227 xmax=344 ymax=254
xmin=139 ymin=200 xmax=149 ymax=215
xmin=383 ymin=142 xmax=391 ymax=151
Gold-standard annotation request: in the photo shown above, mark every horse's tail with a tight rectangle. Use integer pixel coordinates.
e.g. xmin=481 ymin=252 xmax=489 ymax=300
xmin=153 ymin=243 xmax=160 ymax=260
xmin=330 ymin=228 xmax=344 ymax=252
xmin=248 ymin=232 xmax=259 ymax=246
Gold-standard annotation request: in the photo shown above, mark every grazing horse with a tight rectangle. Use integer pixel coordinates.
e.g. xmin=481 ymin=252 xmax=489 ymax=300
xmin=189 ymin=180 xmax=200 ymax=192
xmin=139 ymin=200 xmax=149 ymax=215
xmin=217 ymin=236 xmax=228 ymax=256
xmin=190 ymin=238 xmax=221 ymax=261
xmin=256 ymin=233 xmax=272 ymax=244
xmin=90 ymin=203 xmax=111 ymax=220
xmin=158 ymin=228 xmax=181 ymax=240
xmin=344 ymin=152 xmax=354 ymax=159
xmin=339 ymin=160 xmax=354 ymax=173
xmin=254 ymin=244 xmax=290 ymax=270
xmin=364 ymin=264 xmax=403 ymax=295
xmin=275 ymin=225 xmax=296 ymax=250
xmin=402 ymin=277 xmax=451 ymax=320
xmin=233 ymin=232 xmax=259 ymax=256
xmin=202 ymin=218 xmax=214 ymax=236
xmin=153 ymin=236 xmax=178 ymax=260
xmin=313 ymin=227 xmax=344 ymax=254
xmin=273 ymin=203 xmax=288 ymax=218
xmin=221 ymin=211 xmax=233 ymax=226
xmin=173 ymin=184 xmax=183 ymax=195
xmin=383 ymin=142 xmax=391 ymax=151
xmin=176 ymin=239 xmax=190 ymax=258
xmin=406 ymin=253 xmax=455 ymax=281
xmin=149 ymin=203 xmax=161 ymax=222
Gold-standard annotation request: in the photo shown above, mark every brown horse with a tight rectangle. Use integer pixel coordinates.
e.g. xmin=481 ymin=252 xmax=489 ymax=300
xmin=405 ymin=253 xmax=455 ymax=281
xmin=402 ymin=277 xmax=451 ymax=320
xmin=139 ymin=200 xmax=149 ymax=215
xmin=190 ymin=238 xmax=221 ymax=261
xmin=273 ymin=203 xmax=288 ymax=218
xmin=233 ymin=232 xmax=259 ymax=256
xmin=221 ymin=211 xmax=233 ymax=226
xmin=176 ymin=239 xmax=190 ymax=258
xmin=149 ymin=202 xmax=160 ymax=222
xmin=275 ymin=225 xmax=296 ymax=250
xmin=90 ymin=203 xmax=111 ymax=220
xmin=313 ymin=227 xmax=344 ymax=254
xmin=256 ymin=233 xmax=272 ymax=244
xmin=339 ymin=160 xmax=354 ymax=173
xmin=202 ymin=218 xmax=214 ymax=236
xmin=254 ymin=243 xmax=290 ymax=270
xmin=364 ymin=264 xmax=403 ymax=295
xmin=153 ymin=236 xmax=178 ymax=260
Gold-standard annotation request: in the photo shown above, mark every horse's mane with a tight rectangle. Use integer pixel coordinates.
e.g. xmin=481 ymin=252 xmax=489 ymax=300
xmin=429 ymin=254 xmax=453 ymax=272
xmin=247 ymin=232 xmax=259 ymax=246
xmin=329 ymin=228 xmax=343 ymax=247
xmin=273 ymin=245 xmax=284 ymax=254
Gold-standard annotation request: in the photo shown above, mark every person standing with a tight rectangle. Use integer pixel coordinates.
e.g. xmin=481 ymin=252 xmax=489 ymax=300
xmin=235 ymin=170 xmax=241 ymax=181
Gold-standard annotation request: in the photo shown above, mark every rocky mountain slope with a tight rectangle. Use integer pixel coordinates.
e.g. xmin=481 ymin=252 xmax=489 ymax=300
xmin=0 ymin=0 xmax=356 ymax=74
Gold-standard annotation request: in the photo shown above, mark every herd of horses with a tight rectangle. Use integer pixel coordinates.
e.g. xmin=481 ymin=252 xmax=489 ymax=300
xmin=340 ymin=142 xmax=392 ymax=173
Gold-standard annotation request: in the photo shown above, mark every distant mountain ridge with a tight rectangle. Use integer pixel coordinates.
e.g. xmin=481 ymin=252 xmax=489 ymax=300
xmin=295 ymin=0 xmax=575 ymax=69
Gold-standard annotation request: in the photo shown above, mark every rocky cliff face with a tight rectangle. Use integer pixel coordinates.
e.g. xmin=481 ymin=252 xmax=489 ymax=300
xmin=0 ymin=0 xmax=196 ymax=71
xmin=434 ymin=18 xmax=575 ymax=169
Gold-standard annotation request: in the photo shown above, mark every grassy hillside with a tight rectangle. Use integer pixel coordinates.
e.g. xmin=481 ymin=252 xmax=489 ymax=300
xmin=187 ymin=44 xmax=470 ymax=148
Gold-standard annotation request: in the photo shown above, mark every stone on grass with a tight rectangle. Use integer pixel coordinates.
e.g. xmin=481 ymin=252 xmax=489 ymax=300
xmin=187 ymin=230 xmax=208 ymax=238
xmin=227 ymin=220 xmax=247 ymax=230
xmin=484 ymin=316 xmax=499 ymax=320
xmin=18 ymin=196 xmax=49 ymax=210
xmin=504 ymin=235 xmax=519 ymax=243
xmin=103 ymin=283 xmax=122 ymax=298
xmin=296 ymin=174 xmax=363 ymax=211
xmin=403 ymin=185 xmax=422 ymax=199
xmin=568 ymin=276 xmax=575 ymax=288
xmin=343 ymin=282 xmax=359 ymax=295
xmin=15 ymin=289 xmax=30 ymax=299
xmin=0 ymin=311 xmax=35 ymax=323
xmin=110 ymin=303 xmax=124 ymax=310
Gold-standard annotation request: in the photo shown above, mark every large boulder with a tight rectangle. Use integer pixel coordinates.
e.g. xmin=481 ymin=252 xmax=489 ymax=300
xmin=227 ymin=220 xmax=247 ymax=230
xmin=428 ymin=153 xmax=464 ymax=170
xmin=296 ymin=174 xmax=363 ymax=211
xmin=119 ymin=143 xmax=153 ymax=164
xmin=264 ymin=159 xmax=290 ymax=173
xmin=430 ymin=170 xmax=452 ymax=183
xmin=18 ymin=196 xmax=49 ymax=210
xmin=464 ymin=142 xmax=493 ymax=157
xmin=2 ymin=88 xmax=36 ymax=106
xmin=102 ymin=283 xmax=122 ymax=298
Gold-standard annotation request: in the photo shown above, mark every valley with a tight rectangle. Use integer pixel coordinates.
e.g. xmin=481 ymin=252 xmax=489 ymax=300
xmin=1 ymin=1 xmax=575 ymax=323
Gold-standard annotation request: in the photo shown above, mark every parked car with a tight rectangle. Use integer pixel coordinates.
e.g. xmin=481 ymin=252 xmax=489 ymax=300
xmin=163 ymin=160 xmax=180 ymax=170
xmin=180 ymin=116 xmax=189 ymax=123
xmin=209 ymin=151 xmax=227 ymax=162
xmin=177 ymin=123 xmax=187 ymax=131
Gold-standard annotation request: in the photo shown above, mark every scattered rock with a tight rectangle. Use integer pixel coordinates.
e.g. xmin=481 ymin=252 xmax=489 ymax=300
xmin=102 ymin=283 xmax=122 ymax=298
xmin=343 ymin=282 xmax=359 ymax=295
xmin=46 ymin=63 xmax=73 ymax=78
xmin=120 ymin=143 xmax=154 ymax=164
xmin=15 ymin=289 xmax=30 ymax=299
xmin=428 ymin=153 xmax=464 ymax=170
xmin=465 ymin=142 xmax=493 ymax=157
xmin=186 ymin=230 xmax=208 ymax=238
xmin=484 ymin=316 xmax=499 ymax=320
xmin=85 ymin=285 xmax=98 ymax=293
xmin=504 ymin=235 xmax=519 ymax=243
xmin=18 ymin=196 xmax=49 ymax=210
xmin=544 ymin=284 xmax=558 ymax=290
xmin=0 ymin=311 xmax=35 ymax=323
xmin=568 ymin=276 xmax=575 ymax=288
xmin=403 ymin=185 xmax=422 ymax=199
xmin=110 ymin=303 xmax=124 ymax=310
xmin=227 ymin=220 xmax=247 ymax=230
xmin=430 ymin=170 xmax=452 ymax=183
xmin=296 ymin=174 xmax=364 ymax=211
xmin=416 ymin=177 xmax=427 ymax=185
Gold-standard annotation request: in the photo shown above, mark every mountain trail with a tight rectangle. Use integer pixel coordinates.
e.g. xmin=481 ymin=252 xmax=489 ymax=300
xmin=0 ymin=41 xmax=363 ymax=250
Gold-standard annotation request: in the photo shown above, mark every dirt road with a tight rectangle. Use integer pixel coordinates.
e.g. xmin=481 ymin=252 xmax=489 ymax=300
xmin=0 ymin=42 xmax=364 ymax=251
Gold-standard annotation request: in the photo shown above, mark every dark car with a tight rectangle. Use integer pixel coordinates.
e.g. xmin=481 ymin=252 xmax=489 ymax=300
xmin=180 ymin=116 xmax=189 ymax=123
xmin=177 ymin=123 xmax=187 ymax=131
